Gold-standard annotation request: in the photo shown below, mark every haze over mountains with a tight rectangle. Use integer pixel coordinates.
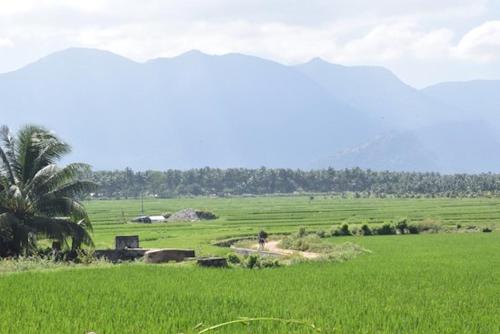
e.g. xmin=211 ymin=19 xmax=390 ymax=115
xmin=1 ymin=48 xmax=499 ymax=173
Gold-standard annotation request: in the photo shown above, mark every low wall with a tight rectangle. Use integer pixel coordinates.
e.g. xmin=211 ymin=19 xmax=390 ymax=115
xmin=144 ymin=249 xmax=196 ymax=263
xmin=94 ymin=248 xmax=148 ymax=262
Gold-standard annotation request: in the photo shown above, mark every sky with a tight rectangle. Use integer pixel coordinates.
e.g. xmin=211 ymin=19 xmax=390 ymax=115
xmin=0 ymin=0 xmax=499 ymax=87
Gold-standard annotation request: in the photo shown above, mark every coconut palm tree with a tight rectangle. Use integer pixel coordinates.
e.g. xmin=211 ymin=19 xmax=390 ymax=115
xmin=0 ymin=125 xmax=97 ymax=257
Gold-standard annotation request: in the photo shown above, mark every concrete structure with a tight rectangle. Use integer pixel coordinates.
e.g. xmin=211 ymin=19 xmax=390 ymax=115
xmin=94 ymin=248 xmax=148 ymax=262
xmin=115 ymin=235 xmax=139 ymax=250
xmin=144 ymin=249 xmax=195 ymax=263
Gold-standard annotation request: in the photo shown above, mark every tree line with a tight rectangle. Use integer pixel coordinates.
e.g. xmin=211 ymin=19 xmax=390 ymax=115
xmin=89 ymin=167 xmax=500 ymax=198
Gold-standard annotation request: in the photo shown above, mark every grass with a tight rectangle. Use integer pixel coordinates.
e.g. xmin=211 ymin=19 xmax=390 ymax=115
xmin=1 ymin=196 xmax=499 ymax=333
xmin=0 ymin=233 xmax=498 ymax=333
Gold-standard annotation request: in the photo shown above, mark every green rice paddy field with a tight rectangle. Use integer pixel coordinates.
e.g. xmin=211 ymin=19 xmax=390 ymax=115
xmin=1 ymin=196 xmax=499 ymax=333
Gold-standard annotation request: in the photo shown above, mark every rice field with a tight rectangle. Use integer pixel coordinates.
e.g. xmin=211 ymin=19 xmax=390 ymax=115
xmin=86 ymin=196 xmax=500 ymax=253
xmin=1 ymin=196 xmax=499 ymax=333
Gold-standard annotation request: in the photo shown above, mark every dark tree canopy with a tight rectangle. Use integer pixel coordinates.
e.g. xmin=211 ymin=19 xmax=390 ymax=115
xmin=90 ymin=167 xmax=500 ymax=199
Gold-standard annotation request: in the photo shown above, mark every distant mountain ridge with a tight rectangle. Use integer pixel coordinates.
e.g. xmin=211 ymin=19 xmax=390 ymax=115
xmin=1 ymin=47 xmax=499 ymax=172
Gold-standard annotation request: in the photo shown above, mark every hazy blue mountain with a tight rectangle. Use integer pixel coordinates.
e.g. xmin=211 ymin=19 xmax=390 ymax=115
xmin=319 ymin=121 xmax=500 ymax=173
xmin=0 ymin=48 xmax=378 ymax=170
xmin=422 ymin=80 xmax=500 ymax=125
xmin=313 ymin=132 xmax=439 ymax=172
xmin=1 ymin=48 xmax=499 ymax=172
xmin=296 ymin=58 xmax=459 ymax=129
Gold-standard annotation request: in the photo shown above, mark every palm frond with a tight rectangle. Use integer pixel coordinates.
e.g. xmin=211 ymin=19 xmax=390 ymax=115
xmin=31 ymin=132 xmax=71 ymax=173
xmin=0 ymin=213 xmax=35 ymax=256
xmin=0 ymin=125 xmax=94 ymax=256
xmin=46 ymin=180 xmax=98 ymax=199
xmin=0 ymin=126 xmax=17 ymax=184
xmin=14 ymin=125 xmax=71 ymax=183
xmin=27 ymin=163 xmax=92 ymax=199
xmin=32 ymin=196 xmax=93 ymax=231
xmin=27 ymin=216 xmax=94 ymax=249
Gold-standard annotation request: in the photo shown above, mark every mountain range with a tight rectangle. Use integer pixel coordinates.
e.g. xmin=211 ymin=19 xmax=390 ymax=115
xmin=0 ymin=48 xmax=498 ymax=173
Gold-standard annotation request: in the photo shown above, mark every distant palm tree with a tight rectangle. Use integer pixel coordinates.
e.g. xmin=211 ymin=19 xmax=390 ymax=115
xmin=0 ymin=125 xmax=96 ymax=257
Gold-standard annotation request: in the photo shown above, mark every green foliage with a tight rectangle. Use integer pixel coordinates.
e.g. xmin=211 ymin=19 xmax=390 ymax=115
xmin=226 ymin=253 xmax=241 ymax=264
xmin=360 ymin=224 xmax=373 ymax=236
xmin=395 ymin=218 xmax=409 ymax=234
xmin=195 ymin=210 xmax=218 ymax=220
xmin=0 ymin=125 xmax=96 ymax=257
xmin=280 ymin=235 xmax=311 ymax=252
xmin=245 ymin=255 xmax=259 ymax=269
xmin=374 ymin=223 xmax=396 ymax=235
xmin=315 ymin=230 xmax=326 ymax=238
xmin=414 ymin=219 xmax=441 ymax=233
xmin=297 ymin=227 xmax=307 ymax=238
xmin=90 ymin=166 xmax=500 ymax=198
xmin=332 ymin=223 xmax=352 ymax=237
xmin=408 ymin=224 xmax=420 ymax=234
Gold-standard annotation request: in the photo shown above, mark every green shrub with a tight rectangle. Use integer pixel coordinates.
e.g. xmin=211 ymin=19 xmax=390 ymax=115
xmin=330 ymin=224 xmax=351 ymax=237
xmin=395 ymin=219 xmax=409 ymax=234
xmin=195 ymin=210 xmax=218 ymax=220
xmin=482 ymin=227 xmax=493 ymax=233
xmin=374 ymin=224 xmax=396 ymax=235
xmin=297 ymin=227 xmax=307 ymax=238
xmin=360 ymin=224 xmax=372 ymax=236
xmin=407 ymin=225 xmax=420 ymax=234
xmin=316 ymin=230 xmax=326 ymax=238
xmin=414 ymin=219 xmax=440 ymax=233
xmin=227 ymin=253 xmax=241 ymax=264
xmin=245 ymin=255 xmax=259 ymax=269
xmin=339 ymin=224 xmax=351 ymax=236
xmin=260 ymin=258 xmax=281 ymax=268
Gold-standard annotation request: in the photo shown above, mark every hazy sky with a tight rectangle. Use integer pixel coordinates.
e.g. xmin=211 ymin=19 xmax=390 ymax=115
xmin=0 ymin=0 xmax=499 ymax=87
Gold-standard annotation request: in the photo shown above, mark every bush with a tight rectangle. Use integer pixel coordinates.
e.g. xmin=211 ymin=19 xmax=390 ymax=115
xmin=195 ymin=210 xmax=218 ymax=220
xmin=297 ymin=227 xmax=307 ymax=238
xmin=482 ymin=227 xmax=493 ymax=233
xmin=395 ymin=219 xmax=409 ymax=234
xmin=374 ymin=224 xmax=396 ymax=235
xmin=360 ymin=224 xmax=372 ymax=236
xmin=279 ymin=232 xmax=326 ymax=252
xmin=316 ymin=230 xmax=326 ymax=238
xmin=407 ymin=225 xmax=420 ymax=234
xmin=245 ymin=255 xmax=259 ymax=269
xmin=260 ymin=258 xmax=280 ymax=268
xmin=330 ymin=224 xmax=351 ymax=237
xmin=339 ymin=224 xmax=351 ymax=236
xmin=227 ymin=253 xmax=241 ymax=264
xmin=414 ymin=220 xmax=440 ymax=233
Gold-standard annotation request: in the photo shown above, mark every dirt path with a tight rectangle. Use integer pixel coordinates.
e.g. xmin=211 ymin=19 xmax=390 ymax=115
xmin=261 ymin=240 xmax=321 ymax=259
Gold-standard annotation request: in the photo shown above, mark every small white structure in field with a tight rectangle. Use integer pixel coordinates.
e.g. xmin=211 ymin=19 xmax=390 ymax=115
xmin=149 ymin=215 xmax=167 ymax=222
xmin=132 ymin=215 xmax=167 ymax=223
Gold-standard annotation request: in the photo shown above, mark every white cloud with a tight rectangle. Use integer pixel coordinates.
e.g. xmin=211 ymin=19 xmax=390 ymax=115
xmin=0 ymin=38 xmax=13 ymax=48
xmin=454 ymin=21 xmax=500 ymax=62
xmin=0 ymin=0 xmax=498 ymax=87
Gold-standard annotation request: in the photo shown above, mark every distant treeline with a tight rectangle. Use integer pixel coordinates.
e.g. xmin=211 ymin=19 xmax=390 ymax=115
xmin=88 ymin=167 xmax=500 ymax=198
